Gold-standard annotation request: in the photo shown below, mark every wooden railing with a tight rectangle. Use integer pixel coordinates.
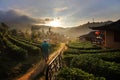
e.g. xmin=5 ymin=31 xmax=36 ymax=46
xmin=46 ymin=50 xmax=63 ymax=80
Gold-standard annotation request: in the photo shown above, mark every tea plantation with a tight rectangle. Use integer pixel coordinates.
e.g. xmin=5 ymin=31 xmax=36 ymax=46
xmin=56 ymin=41 xmax=120 ymax=80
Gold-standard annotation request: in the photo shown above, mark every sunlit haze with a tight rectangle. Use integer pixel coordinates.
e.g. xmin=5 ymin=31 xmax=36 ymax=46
xmin=47 ymin=19 xmax=61 ymax=27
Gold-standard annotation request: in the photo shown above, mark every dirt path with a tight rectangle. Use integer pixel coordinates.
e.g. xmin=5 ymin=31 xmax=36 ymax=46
xmin=17 ymin=43 xmax=66 ymax=80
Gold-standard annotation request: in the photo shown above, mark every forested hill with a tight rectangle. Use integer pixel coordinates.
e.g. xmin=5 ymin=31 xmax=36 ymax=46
xmin=31 ymin=21 xmax=113 ymax=38
xmin=66 ymin=21 xmax=112 ymax=38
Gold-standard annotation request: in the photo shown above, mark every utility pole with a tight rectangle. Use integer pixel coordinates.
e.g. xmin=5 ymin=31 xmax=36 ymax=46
xmin=92 ymin=18 xmax=94 ymax=23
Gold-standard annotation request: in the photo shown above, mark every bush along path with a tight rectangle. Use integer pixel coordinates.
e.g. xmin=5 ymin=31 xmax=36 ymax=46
xmin=56 ymin=41 xmax=120 ymax=80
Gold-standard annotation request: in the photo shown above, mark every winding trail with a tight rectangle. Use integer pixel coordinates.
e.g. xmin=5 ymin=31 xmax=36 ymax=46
xmin=17 ymin=43 xmax=66 ymax=80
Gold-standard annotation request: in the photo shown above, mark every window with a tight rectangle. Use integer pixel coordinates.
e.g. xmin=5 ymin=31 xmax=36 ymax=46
xmin=114 ymin=31 xmax=120 ymax=42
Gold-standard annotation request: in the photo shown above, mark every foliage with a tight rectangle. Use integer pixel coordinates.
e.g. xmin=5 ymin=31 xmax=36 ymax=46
xmin=3 ymin=37 xmax=27 ymax=60
xmin=12 ymin=35 xmax=41 ymax=47
xmin=56 ymin=67 xmax=105 ymax=80
xmin=0 ymin=26 xmax=43 ymax=79
xmin=12 ymin=35 xmax=59 ymax=53
xmin=0 ymin=23 xmax=9 ymax=36
xmin=62 ymin=41 xmax=120 ymax=80
xmin=96 ymin=52 xmax=120 ymax=63
xmin=0 ymin=37 xmax=27 ymax=79
xmin=8 ymin=36 xmax=40 ymax=55
xmin=0 ymin=26 xmax=59 ymax=79
xmin=67 ymin=41 xmax=101 ymax=49
xmin=71 ymin=55 xmax=120 ymax=80
xmin=63 ymin=54 xmax=77 ymax=67
xmin=64 ymin=49 xmax=80 ymax=55
xmin=64 ymin=48 xmax=119 ymax=56
xmin=79 ymin=49 xmax=119 ymax=54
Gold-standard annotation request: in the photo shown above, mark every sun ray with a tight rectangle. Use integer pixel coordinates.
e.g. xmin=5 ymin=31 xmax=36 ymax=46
xmin=48 ymin=19 xmax=61 ymax=27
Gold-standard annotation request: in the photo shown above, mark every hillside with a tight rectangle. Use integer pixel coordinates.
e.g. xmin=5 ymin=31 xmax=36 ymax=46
xmin=0 ymin=10 xmax=49 ymax=30
xmin=30 ymin=21 xmax=113 ymax=39
xmin=0 ymin=10 xmax=113 ymax=39
xmin=0 ymin=23 xmax=41 ymax=80
xmin=66 ymin=21 xmax=112 ymax=38
xmin=57 ymin=41 xmax=120 ymax=80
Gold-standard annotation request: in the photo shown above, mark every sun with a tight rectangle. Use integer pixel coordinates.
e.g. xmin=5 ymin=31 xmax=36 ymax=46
xmin=48 ymin=20 xmax=61 ymax=27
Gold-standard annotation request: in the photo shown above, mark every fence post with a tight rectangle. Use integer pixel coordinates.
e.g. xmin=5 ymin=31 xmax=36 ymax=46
xmin=46 ymin=52 xmax=63 ymax=80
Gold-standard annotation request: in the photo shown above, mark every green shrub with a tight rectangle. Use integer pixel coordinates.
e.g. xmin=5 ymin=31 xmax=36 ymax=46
xmin=79 ymin=49 xmax=119 ymax=54
xmin=63 ymin=41 xmax=120 ymax=80
xmin=63 ymin=54 xmax=77 ymax=67
xmin=64 ymin=48 xmax=119 ymax=55
xmin=96 ymin=52 xmax=120 ymax=63
xmin=64 ymin=49 xmax=80 ymax=55
xmin=12 ymin=36 xmax=41 ymax=47
xmin=71 ymin=55 xmax=120 ymax=80
xmin=3 ymin=38 xmax=27 ymax=60
xmin=67 ymin=41 xmax=101 ymax=50
xmin=56 ymin=67 xmax=105 ymax=80
xmin=8 ymin=36 xmax=40 ymax=55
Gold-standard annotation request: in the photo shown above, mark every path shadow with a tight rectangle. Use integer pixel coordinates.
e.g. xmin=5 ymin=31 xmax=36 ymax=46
xmin=29 ymin=59 xmax=47 ymax=80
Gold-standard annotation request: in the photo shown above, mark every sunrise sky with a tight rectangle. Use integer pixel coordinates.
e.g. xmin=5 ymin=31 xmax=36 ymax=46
xmin=0 ymin=0 xmax=120 ymax=27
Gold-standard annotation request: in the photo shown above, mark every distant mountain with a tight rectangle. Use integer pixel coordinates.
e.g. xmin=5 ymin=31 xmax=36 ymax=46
xmin=0 ymin=10 xmax=44 ymax=30
xmin=0 ymin=10 xmax=36 ymax=24
xmin=29 ymin=21 xmax=113 ymax=39
xmin=66 ymin=21 xmax=113 ymax=38
xmin=37 ymin=21 xmax=113 ymax=39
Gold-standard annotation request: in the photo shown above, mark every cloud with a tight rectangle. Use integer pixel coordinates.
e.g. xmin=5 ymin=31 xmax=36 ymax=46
xmin=0 ymin=9 xmax=51 ymax=24
xmin=0 ymin=9 xmax=60 ymax=29
xmin=44 ymin=18 xmax=54 ymax=22
xmin=8 ymin=7 xmax=36 ymax=16
xmin=54 ymin=7 xmax=68 ymax=12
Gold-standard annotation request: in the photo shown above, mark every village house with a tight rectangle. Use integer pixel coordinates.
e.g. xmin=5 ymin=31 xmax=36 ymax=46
xmin=90 ymin=20 xmax=120 ymax=49
xmin=78 ymin=31 xmax=96 ymax=42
